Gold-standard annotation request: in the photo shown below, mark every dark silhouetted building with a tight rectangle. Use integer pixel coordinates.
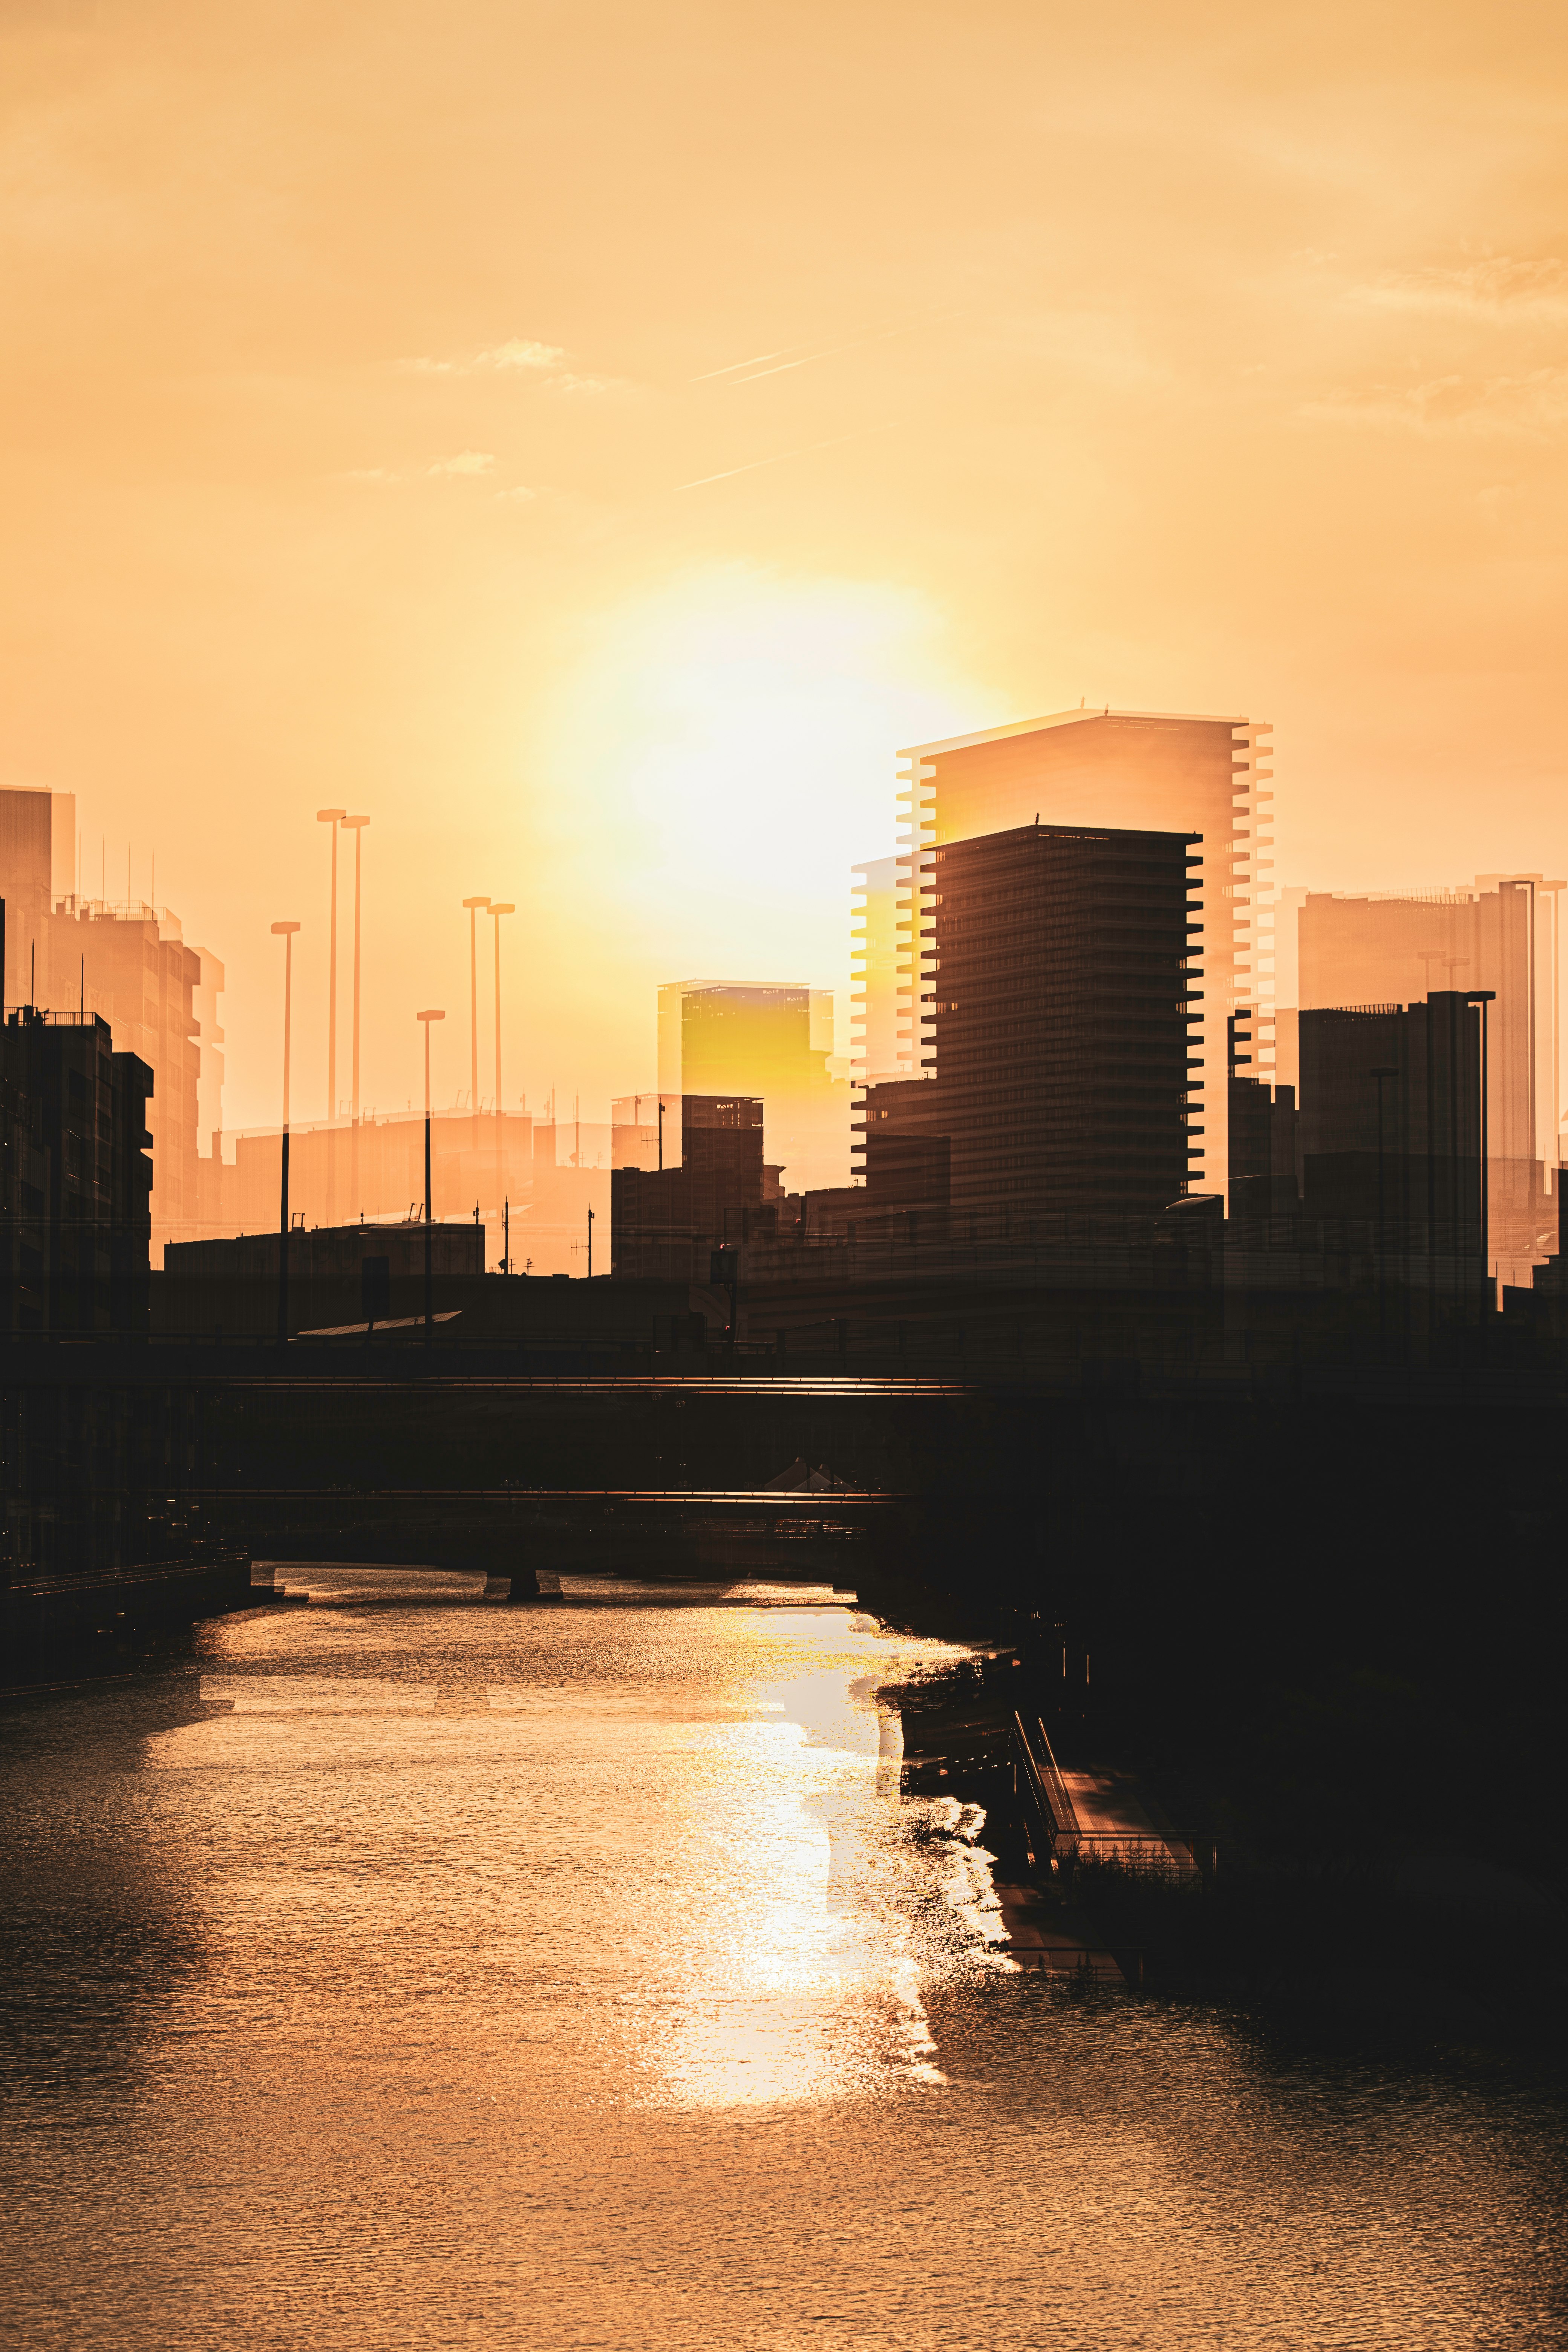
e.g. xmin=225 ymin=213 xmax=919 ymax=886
xmin=1296 ymin=994 xmax=1484 ymax=1262
xmin=159 ymin=1217 xmax=487 ymax=1336
xmin=888 ymin=709 xmax=1270 ymax=1193
xmin=612 ymin=1095 xmax=767 ymax=1278
xmin=1276 ymin=875 xmax=1563 ymax=1285
xmin=0 ymin=1003 xmax=153 ymax=1334
xmin=856 ymin=824 xmax=1202 ymax=1229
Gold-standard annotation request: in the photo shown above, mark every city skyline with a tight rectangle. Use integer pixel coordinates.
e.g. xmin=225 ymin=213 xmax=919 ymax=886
xmin=4 ymin=1 xmax=1567 ymax=1130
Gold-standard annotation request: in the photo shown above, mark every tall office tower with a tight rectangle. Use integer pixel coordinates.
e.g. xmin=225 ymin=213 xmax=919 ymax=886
xmin=2 ymin=785 xmax=227 ymax=1253
xmin=859 ymin=824 xmax=1201 ymax=1225
xmin=49 ymin=896 xmax=208 ymax=1257
xmin=1296 ymin=995 xmax=1484 ymax=1281
xmin=0 ymin=787 xmax=75 ymax=1003
xmin=656 ymin=978 xmax=847 ymax=1191
xmin=1275 ymin=876 xmax=1564 ymax=1285
xmin=893 ymin=709 xmax=1272 ymax=1194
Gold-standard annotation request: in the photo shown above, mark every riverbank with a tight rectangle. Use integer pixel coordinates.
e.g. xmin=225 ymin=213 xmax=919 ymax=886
xmin=877 ymin=1632 xmax=1568 ymax=2057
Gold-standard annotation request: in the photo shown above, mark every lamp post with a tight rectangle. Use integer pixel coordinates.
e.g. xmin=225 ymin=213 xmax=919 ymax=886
xmin=462 ymin=896 xmax=490 ymax=1258
xmin=487 ymin=901 xmax=514 ymax=1218
xmin=341 ymin=815 xmax=369 ymax=1216
xmin=318 ymin=810 xmax=346 ymax=1223
xmin=417 ymin=1009 xmax=445 ymax=1341
xmin=271 ymin=921 xmax=301 ymax=1346
xmin=317 ymin=811 xmax=346 ymax=1117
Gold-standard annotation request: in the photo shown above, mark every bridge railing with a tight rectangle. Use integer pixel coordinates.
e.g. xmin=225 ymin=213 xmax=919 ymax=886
xmin=1012 ymin=1710 xmax=1081 ymax=1862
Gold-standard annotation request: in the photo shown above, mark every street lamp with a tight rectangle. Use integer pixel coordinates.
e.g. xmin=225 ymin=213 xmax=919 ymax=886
xmin=271 ymin=921 xmax=301 ymax=1346
xmin=487 ymin=901 xmax=514 ymax=1215
xmin=341 ymin=814 xmax=369 ymax=1220
xmin=318 ymin=810 xmax=346 ymax=1225
xmin=417 ymin=1009 xmax=445 ymax=1341
xmin=462 ymin=895 xmax=490 ymax=1116
xmin=317 ymin=811 xmax=346 ymax=1118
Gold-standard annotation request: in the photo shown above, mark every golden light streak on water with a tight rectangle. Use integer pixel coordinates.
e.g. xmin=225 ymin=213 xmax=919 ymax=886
xmin=3 ymin=1570 xmax=1566 ymax=2350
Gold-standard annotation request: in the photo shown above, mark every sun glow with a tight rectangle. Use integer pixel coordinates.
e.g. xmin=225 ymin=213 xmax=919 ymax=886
xmin=534 ymin=568 xmax=989 ymax=1040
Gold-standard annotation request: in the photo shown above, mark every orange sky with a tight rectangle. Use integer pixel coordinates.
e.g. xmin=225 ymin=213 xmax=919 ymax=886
xmin=3 ymin=0 xmax=1566 ymax=1132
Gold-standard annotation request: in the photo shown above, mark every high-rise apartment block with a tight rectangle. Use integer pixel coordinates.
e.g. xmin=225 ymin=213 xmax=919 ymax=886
xmin=848 ymin=857 xmax=902 ymax=1089
xmin=1274 ymin=876 xmax=1563 ymax=1284
xmin=866 ymin=709 xmax=1271 ymax=1195
xmin=2 ymin=787 xmax=226 ymax=1255
xmin=858 ymin=823 xmax=1202 ymax=1226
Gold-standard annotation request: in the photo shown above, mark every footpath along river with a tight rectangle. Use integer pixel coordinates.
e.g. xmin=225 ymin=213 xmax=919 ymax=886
xmin=2 ymin=1566 xmax=1565 ymax=2350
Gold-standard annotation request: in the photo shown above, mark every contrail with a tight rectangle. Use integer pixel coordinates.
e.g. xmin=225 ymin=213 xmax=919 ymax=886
xmin=690 ymin=342 xmax=815 ymax=383
xmin=721 ymin=315 xmax=954 ymax=386
xmin=677 ymin=420 xmax=899 ymax=490
xmin=689 ymin=311 xmax=962 ymax=386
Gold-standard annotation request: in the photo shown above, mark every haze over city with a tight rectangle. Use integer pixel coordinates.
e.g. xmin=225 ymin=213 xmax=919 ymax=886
xmin=5 ymin=0 xmax=1567 ymax=1127
xmin=6 ymin=10 xmax=1568 ymax=2352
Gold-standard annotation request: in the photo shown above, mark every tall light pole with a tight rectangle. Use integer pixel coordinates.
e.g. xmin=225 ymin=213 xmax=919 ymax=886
xmin=272 ymin=921 xmax=301 ymax=1346
xmin=488 ymin=901 xmax=514 ymax=1219
xmin=318 ymin=810 xmax=346 ymax=1226
xmin=342 ymin=814 xmax=369 ymax=1219
xmin=418 ymin=1009 xmax=445 ymax=1341
xmin=318 ymin=810 xmax=346 ymax=1116
xmin=462 ymin=896 xmax=490 ymax=1218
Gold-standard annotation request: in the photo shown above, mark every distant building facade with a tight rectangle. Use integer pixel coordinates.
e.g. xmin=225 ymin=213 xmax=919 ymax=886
xmin=656 ymin=979 xmax=847 ymax=1191
xmin=2 ymin=786 xmax=226 ymax=1256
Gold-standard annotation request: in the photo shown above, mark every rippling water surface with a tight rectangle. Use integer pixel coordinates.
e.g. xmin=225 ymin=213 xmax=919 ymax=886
xmin=3 ymin=1569 xmax=1564 ymax=2349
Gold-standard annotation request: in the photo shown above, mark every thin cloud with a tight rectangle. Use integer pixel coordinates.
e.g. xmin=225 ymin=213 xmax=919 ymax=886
xmin=494 ymin=484 xmax=538 ymax=503
xmin=1357 ymin=254 xmax=1568 ymax=320
xmin=677 ymin=420 xmax=899 ymax=490
xmin=428 ymin=450 xmax=497 ymax=476
xmin=1302 ymin=369 xmax=1568 ymax=435
xmin=401 ymin=338 xmax=565 ymax=375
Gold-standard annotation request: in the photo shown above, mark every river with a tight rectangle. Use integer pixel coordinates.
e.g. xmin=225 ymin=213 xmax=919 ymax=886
xmin=3 ymin=1567 xmax=1564 ymax=2349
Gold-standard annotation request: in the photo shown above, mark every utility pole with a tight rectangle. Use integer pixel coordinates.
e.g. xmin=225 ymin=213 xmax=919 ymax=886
xmin=271 ymin=921 xmax=301 ymax=1346
xmin=586 ymin=1201 xmax=594 ymax=1279
xmin=418 ymin=1009 xmax=445 ymax=1341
